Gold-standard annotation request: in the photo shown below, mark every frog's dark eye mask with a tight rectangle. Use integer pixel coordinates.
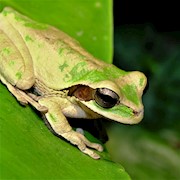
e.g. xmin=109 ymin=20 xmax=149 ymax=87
xmin=68 ymin=85 xmax=119 ymax=109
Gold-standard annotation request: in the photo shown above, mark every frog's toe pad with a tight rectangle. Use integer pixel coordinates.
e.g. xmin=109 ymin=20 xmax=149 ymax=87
xmin=81 ymin=147 xmax=100 ymax=159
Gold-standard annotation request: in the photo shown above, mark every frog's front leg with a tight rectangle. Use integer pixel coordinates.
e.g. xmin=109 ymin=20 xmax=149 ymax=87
xmin=39 ymin=97 xmax=103 ymax=159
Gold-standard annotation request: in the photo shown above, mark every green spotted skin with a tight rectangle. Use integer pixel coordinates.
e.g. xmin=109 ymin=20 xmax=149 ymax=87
xmin=0 ymin=8 xmax=129 ymax=93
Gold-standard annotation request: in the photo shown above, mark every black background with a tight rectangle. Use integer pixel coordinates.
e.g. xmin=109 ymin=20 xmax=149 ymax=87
xmin=113 ymin=0 xmax=179 ymax=32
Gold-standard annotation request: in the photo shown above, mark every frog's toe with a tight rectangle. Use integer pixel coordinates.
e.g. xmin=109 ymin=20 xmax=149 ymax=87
xmin=78 ymin=133 xmax=104 ymax=152
xmin=13 ymin=91 xmax=28 ymax=105
xmin=2 ymin=79 xmax=28 ymax=105
xmin=18 ymin=98 xmax=28 ymax=105
xmin=36 ymin=105 xmax=48 ymax=113
xmin=96 ymin=144 xmax=103 ymax=152
xmin=81 ymin=147 xmax=100 ymax=159
xmin=77 ymin=141 xmax=100 ymax=159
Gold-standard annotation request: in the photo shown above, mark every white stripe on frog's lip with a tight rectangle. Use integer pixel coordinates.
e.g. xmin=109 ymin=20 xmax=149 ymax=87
xmin=110 ymin=109 xmax=144 ymax=124
xmin=81 ymin=100 xmax=145 ymax=125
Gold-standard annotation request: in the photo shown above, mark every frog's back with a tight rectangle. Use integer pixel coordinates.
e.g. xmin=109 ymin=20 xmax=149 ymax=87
xmin=0 ymin=7 xmax=106 ymax=90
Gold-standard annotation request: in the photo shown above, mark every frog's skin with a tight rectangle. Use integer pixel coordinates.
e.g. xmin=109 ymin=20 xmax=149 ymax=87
xmin=0 ymin=7 xmax=147 ymax=159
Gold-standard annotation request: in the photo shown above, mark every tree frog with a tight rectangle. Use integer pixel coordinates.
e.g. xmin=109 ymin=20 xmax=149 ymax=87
xmin=0 ymin=7 xmax=147 ymax=159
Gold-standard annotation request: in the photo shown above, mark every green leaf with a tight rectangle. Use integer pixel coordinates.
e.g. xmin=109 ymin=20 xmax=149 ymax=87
xmin=0 ymin=0 xmax=113 ymax=63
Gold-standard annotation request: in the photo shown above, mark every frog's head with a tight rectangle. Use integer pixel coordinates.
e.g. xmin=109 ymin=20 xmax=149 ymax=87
xmin=69 ymin=65 xmax=147 ymax=124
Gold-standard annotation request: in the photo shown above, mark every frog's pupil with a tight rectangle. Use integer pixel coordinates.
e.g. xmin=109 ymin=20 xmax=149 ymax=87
xmin=94 ymin=88 xmax=119 ymax=108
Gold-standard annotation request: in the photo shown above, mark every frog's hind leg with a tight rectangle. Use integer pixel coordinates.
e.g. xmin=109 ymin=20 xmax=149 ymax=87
xmin=0 ymin=75 xmax=48 ymax=113
xmin=0 ymin=74 xmax=28 ymax=105
xmin=0 ymin=26 xmax=35 ymax=90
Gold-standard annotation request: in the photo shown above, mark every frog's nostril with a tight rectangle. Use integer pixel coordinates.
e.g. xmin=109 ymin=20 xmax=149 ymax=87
xmin=133 ymin=110 xmax=138 ymax=115
xmin=133 ymin=109 xmax=144 ymax=116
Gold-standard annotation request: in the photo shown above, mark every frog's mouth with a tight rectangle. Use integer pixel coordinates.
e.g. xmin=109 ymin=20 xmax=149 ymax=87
xmin=68 ymin=85 xmax=144 ymax=124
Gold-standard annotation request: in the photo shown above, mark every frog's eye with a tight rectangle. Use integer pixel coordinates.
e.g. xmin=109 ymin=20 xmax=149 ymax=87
xmin=94 ymin=88 xmax=119 ymax=108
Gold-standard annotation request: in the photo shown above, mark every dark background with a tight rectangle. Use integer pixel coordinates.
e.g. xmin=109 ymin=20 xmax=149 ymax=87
xmin=113 ymin=0 xmax=179 ymax=32
xmin=111 ymin=0 xmax=180 ymax=130
xmin=105 ymin=1 xmax=180 ymax=179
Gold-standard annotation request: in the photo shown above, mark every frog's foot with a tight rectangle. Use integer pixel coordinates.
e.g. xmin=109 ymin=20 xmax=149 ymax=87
xmin=18 ymin=90 xmax=48 ymax=113
xmin=27 ymin=92 xmax=41 ymax=101
xmin=0 ymin=76 xmax=48 ymax=112
xmin=62 ymin=130 xmax=103 ymax=159
xmin=0 ymin=76 xmax=28 ymax=105
xmin=39 ymin=97 xmax=103 ymax=159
